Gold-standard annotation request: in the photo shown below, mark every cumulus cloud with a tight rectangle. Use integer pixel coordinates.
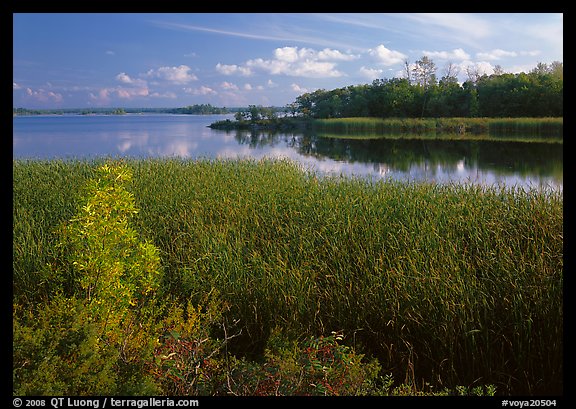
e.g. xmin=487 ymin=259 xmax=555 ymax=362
xmin=13 ymin=82 xmax=22 ymax=90
xmin=422 ymin=48 xmax=470 ymax=60
xmin=115 ymin=86 xmax=149 ymax=99
xmin=459 ymin=61 xmax=496 ymax=78
xmin=359 ymin=66 xmax=384 ymax=80
xmin=116 ymin=72 xmax=135 ymax=84
xmin=220 ymin=81 xmax=239 ymax=90
xmin=90 ymin=81 xmax=149 ymax=105
xmin=145 ymin=65 xmax=197 ymax=84
xmin=183 ymin=86 xmax=217 ymax=95
xmin=246 ymin=57 xmax=343 ymax=78
xmin=215 ymin=63 xmax=252 ymax=76
xmin=220 ymin=46 xmax=352 ymax=79
xmin=291 ymin=83 xmax=309 ymax=94
xmin=368 ymin=44 xmax=407 ymax=66
xmin=90 ymin=88 xmax=112 ymax=105
xmin=25 ymin=87 xmax=63 ymax=103
xmin=274 ymin=47 xmax=305 ymax=63
xmin=317 ymin=48 xmax=359 ymax=61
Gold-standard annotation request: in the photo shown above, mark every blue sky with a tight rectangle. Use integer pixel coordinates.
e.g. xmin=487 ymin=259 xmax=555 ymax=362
xmin=13 ymin=13 xmax=563 ymax=109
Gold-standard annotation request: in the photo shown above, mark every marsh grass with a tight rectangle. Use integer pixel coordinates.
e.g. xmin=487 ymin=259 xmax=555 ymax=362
xmin=313 ymin=117 xmax=563 ymax=141
xmin=13 ymin=158 xmax=563 ymax=395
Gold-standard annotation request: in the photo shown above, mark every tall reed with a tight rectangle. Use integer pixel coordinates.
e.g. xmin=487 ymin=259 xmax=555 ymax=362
xmin=13 ymin=158 xmax=563 ymax=394
xmin=313 ymin=117 xmax=563 ymax=140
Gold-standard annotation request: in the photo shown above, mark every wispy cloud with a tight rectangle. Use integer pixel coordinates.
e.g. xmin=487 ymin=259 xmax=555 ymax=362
xmin=407 ymin=13 xmax=493 ymax=40
xmin=149 ymin=20 xmax=295 ymax=42
xmin=148 ymin=19 xmax=366 ymax=51
xmin=475 ymin=49 xmax=541 ymax=61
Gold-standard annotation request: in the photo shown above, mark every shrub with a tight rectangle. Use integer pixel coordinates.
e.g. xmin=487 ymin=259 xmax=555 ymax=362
xmin=14 ymin=161 xmax=163 ymax=395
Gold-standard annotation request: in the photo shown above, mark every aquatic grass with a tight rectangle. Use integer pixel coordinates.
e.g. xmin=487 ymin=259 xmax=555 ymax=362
xmin=13 ymin=158 xmax=563 ymax=394
xmin=313 ymin=117 xmax=563 ymax=141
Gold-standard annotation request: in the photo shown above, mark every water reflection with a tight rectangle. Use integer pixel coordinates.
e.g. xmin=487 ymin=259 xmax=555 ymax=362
xmin=222 ymin=128 xmax=562 ymax=190
xmin=13 ymin=115 xmax=562 ymax=190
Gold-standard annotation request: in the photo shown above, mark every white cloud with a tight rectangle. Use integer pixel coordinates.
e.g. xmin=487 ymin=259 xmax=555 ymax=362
xmin=291 ymin=83 xmax=309 ymax=94
xmin=13 ymin=82 xmax=22 ymax=90
xmin=460 ymin=61 xmax=495 ymax=78
xmin=106 ymin=50 xmax=115 ymax=56
xmin=89 ymin=89 xmax=111 ymax=105
xmin=116 ymin=72 xmax=135 ymax=84
xmin=145 ymin=65 xmax=197 ymax=84
xmin=150 ymin=91 xmax=177 ymax=98
xmin=521 ymin=50 xmax=541 ymax=57
xmin=475 ymin=49 xmax=541 ymax=61
xmin=108 ymin=73 xmax=151 ymax=99
xmin=317 ymin=48 xmax=359 ymax=61
xmin=25 ymin=87 xmax=63 ymax=103
xmin=243 ymin=83 xmax=253 ymax=91
xmin=215 ymin=63 xmax=252 ymax=76
xmin=246 ymin=56 xmax=343 ymax=78
xmin=272 ymin=46 xmax=358 ymax=62
xmin=183 ymin=86 xmax=217 ymax=95
xmin=222 ymin=46 xmax=349 ymax=79
xmin=275 ymin=47 xmax=303 ymax=62
xmin=422 ymin=48 xmax=470 ymax=61
xmin=220 ymin=81 xmax=239 ymax=90
xmin=359 ymin=66 xmax=384 ymax=80
xmin=116 ymin=87 xmax=149 ymax=99
xmin=476 ymin=49 xmax=517 ymax=61
xmin=368 ymin=44 xmax=407 ymax=66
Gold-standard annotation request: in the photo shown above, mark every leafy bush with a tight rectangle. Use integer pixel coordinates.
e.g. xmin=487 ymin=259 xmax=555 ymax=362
xmin=14 ymin=161 xmax=163 ymax=395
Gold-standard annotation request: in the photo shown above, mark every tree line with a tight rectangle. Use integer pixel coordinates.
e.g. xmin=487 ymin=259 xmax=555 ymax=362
xmin=13 ymin=104 xmax=229 ymax=116
xmin=289 ymin=59 xmax=563 ymax=119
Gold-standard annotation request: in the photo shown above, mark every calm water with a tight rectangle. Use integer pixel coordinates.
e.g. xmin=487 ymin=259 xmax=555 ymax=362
xmin=13 ymin=114 xmax=563 ymax=190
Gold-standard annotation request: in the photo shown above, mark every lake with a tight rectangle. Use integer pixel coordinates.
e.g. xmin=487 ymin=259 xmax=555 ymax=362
xmin=13 ymin=114 xmax=563 ymax=190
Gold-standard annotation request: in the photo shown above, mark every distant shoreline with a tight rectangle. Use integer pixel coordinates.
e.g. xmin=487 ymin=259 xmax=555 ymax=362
xmin=12 ymin=104 xmax=233 ymax=116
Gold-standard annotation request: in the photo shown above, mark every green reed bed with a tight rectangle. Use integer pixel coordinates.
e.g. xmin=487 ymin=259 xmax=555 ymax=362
xmin=313 ymin=117 xmax=563 ymax=140
xmin=13 ymin=158 xmax=563 ymax=395
xmin=488 ymin=117 xmax=563 ymax=138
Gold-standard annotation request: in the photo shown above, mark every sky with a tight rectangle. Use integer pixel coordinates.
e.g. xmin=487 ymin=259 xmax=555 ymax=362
xmin=13 ymin=13 xmax=563 ymax=109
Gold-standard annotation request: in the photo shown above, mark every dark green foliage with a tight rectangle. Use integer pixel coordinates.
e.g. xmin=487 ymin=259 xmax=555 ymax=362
xmin=291 ymin=64 xmax=562 ymax=119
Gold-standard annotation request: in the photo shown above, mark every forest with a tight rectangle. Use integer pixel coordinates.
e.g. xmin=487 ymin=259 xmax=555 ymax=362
xmin=287 ymin=59 xmax=563 ymax=119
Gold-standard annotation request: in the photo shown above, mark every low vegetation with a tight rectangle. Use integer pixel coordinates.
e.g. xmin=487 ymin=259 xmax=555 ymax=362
xmin=312 ymin=117 xmax=563 ymax=141
xmin=13 ymin=158 xmax=562 ymax=396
